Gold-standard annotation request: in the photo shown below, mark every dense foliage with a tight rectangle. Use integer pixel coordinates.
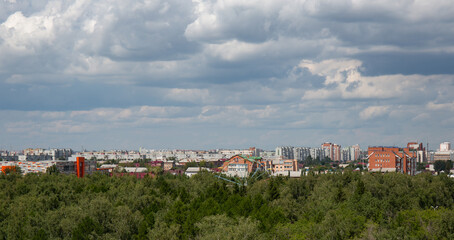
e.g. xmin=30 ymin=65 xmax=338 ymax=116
xmin=434 ymin=160 xmax=453 ymax=174
xmin=1 ymin=171 xmax=453 ymax=239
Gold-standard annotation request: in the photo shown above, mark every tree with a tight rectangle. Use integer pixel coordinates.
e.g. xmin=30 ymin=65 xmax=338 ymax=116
xmin=195 ymin=215 xmax=264 ymax=240
xmin=72 ymin=216 xmax=102 ymax=240
xmin=417 ymin=162 xmax=427 ymax=171
xmin=46 ymin=165 xmax=60 ymax=175
xmin=446 ymin=160 xmax=453 ymax=172
xmin=150 ymin=166 xmax=163 ymax=176
xmin=268 ymin=178 xmax=280 ymax=201
xmin=354 ymin=179 xmax=366 ymax=196
xmin=321 ymin=156 xmax=332 ymax=166
xmin=434 ymin=161 xmax=446 ymax=174
xmin=167 ymin=156 xmax=176 ymax=161
xmin=2 ymin=167 xmax=454 ymax=239
xmin=1 ymin=166 xmax=21 ymax=175
xmin=32 ymin=229 xmax=48 ymax=240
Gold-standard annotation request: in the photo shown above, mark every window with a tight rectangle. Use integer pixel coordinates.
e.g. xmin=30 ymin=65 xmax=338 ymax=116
xmin=228 ymin=164 xmax=247 ymax=172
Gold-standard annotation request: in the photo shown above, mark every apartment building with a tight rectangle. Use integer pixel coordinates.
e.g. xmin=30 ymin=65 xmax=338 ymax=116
xmin=275 ymin=146 xmax=294 ymax=160
xmin=321 ymin=142 xmax=341 ymax=161
xmin=221 ymin=155 xmax=265 ymax=178
xmin=368 ymin=145 xmax=417 ymax=175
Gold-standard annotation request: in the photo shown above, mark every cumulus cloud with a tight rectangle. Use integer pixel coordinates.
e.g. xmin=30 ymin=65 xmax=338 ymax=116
xmin=1 ymin=0 xmax=454 ymax=149
xmin=299 ymin=58 xmax=454 ymax=103
xmin=426 ymin=101 xmax=454 ymax=111
xmin=185 ymin=0 xmax=281 ymax=43
xmin=165 ymin=88 xmax=210 ymax=103
xmin=359 ymin=106 xmax=390 ymax=120
xmin=0 ymin=0 xmax=198 ymax=80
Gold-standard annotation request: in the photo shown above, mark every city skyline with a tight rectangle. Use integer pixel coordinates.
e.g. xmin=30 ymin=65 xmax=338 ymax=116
xmin=1 ymin=1 xmax=454 ymax=150
xmin=1 ymin=140 xmax=452 ymax=153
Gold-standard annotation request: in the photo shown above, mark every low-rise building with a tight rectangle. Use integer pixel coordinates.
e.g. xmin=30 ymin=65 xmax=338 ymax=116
xmin=0 ymin=159 xmax=96 ymax=176
xmin=163 ymin=161 xmax=175 ymax=171
xmin=272 ymin=170 xmax=302 ymax=178
xmin=265 ymin=158 xmax=298 ymax=173
xmin=124 ymin=167 xmax=148 ymax=173
xmin=185 ymin=167 xmax=210 ymax=177
xmin=221 ymin=155 xmax=265 ymax=178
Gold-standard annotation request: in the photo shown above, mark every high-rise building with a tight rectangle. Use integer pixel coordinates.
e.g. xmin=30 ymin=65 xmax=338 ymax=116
xmin=275 ymin=146 xmax=294 ymax=159
xmin=333 ymin=144 xmax=341 ymax=161
xmin=340 ymin=145 xmax=361 ymax=162
xmin=341 ymin=148 xmax=350 ymax=162
xmin=309 ymin=148 xmax=323 ymax=160
xmin=440 ymin=142 xmax=451 ymax=152
xmin=321 ymin=142 xmax=341 ymax=161
xmin=352 ymin=144 xmax=361 ymax=160
xmin=293 ymin=147 xmax=311 ymax=162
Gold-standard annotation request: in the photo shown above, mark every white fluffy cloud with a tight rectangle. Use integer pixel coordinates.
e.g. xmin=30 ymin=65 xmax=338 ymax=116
xmin=359 ymin=106 xmax=390 ymax=120
xmin=299 ymin=58 xmax=454 ymax=104
xmin=1 ymin=0 xmax=454 ymax=149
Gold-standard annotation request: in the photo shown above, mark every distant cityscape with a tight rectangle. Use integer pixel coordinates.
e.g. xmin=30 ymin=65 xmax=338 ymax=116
xmin=1 ymin=141 xmax=453 ymax=177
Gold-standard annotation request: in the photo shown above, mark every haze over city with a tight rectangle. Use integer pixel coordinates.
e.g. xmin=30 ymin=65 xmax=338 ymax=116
xmin=1 ymin=0 xmax=454 ymax=150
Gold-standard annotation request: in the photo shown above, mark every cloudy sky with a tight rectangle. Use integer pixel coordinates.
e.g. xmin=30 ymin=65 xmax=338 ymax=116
xmin=1 ymin=0 xmax=454 ymax=150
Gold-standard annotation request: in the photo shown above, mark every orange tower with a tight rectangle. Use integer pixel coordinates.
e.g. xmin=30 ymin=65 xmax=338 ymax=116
xmin=76 ymin=157 xmax=85 ymax=178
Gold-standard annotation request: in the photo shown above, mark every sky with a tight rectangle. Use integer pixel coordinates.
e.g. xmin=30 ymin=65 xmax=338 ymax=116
xmin=1 ymin=0 xmax=454 ymax=151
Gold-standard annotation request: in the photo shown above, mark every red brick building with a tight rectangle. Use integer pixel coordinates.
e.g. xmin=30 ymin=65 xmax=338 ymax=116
xmin=221 ymin=155 xmax=264 ymax=177
xmin=368 ymin=145 xmax=418 ymax=175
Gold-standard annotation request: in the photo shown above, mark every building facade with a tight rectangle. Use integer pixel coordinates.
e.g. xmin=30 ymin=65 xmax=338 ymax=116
xmin=293 ymin=147 xmax=311 ymax=162
xmin=321 ymin=142 xmax=341 ymax=161
xmin=275 ymin=146 xmax=294 ymax=160
xmin=221 ymin=155 xmax=265 ymax=177
xmin=0 ymin=159 xmax=96 ymax=176
xmin=264 ymin=158 xmax=298 ymax=173
xmin=406 ymin=142 xmax=426 ymax=163
xmin=368 ymin=146 xmax=417 ymax=175
xmin=440 ymin=142 xmax=451 ymax=152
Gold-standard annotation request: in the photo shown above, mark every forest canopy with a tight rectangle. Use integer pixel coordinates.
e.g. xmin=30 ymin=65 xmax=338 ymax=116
xmin=1 ymin=171 xmax=453 ymax=239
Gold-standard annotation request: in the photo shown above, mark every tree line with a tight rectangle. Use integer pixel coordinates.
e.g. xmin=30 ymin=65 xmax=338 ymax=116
xmin=1 ymin=169 xmax=453 ymax=239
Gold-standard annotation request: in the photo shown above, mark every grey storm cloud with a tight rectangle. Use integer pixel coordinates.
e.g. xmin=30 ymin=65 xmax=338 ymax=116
xmin=1 ymin=0 xmax=454 ymax=149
